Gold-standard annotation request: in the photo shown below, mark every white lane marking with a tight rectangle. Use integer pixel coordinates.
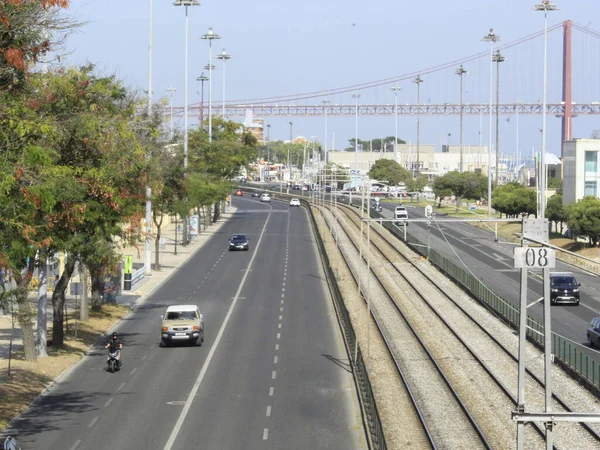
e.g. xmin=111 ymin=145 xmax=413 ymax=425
xmin=269 ymin=387 xmax=274 ymax=396
xmin=281 ymin=287 xmax=285 ymax=292
xmin=69 ymin=440 xmax=81 ymax=450
xmin=117 ymin=382 xmax=126 ymax=392
xmin=274 ymin=356 xmax=278 ymax=364
xmin=266 ymin=405 xmax=272 ymax=417
xmin=142 ymin=354 xmax=148 ymax=361
xmin=279 ymin=315 xmax=282 ymax=320
xmin=277 ymin=333 xmax=280 ymax=339
xmin=163 ymin=206 xmax=273 ymax=450
xmin=130 ymin=368 xmax=137 ymax=375
xmin=263 ymin=428 xmax=269 ymax=440
xmin=281 ymin=294 xmax=285 ymax=298
xmin=272 ymin=370 xmax=277 ymax=379
xmin=88 ymin=416 xmax=99 ymax=428
xmin=275 ymin=344 xmax=279 ymax=351
xmin=104 ymin=397 xmax=114 ymax=408
xmin=283 ymin=276 xmax=286 ymax=282
xmin=281 ymin=300 xmax=284 ymax=304
xmin=282 ymin=282 xmax=285 ymax=287
xmin=280 ymin=307 xmax=283 ymax=312
xmin=278 ymin=323 xmax=281 ymax=329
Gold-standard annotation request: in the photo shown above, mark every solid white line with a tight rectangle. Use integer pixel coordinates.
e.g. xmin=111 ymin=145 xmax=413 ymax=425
xmin=273 ymin=356 xmax=278 ymax=364
xmin=163 ymin=206 xmax=273 ymax=450
xmin=117 ymin=382 xmax=126 ymax=392
xmin=88 ymin=416 xmax=99 ymax=428
xmin=266 ymin=405 xmax=271 ymax=417
xmin=69 ymin=440 xmax=81 ymax=450
xmin=269 ymin=387 xmax=274 ymax=396
xmin=104 ymin=397 xmax=114 ymax=408
xmin=272 ymin=370 xmax=277 ymax=379
xmin=263 ymin=428 xmax=269 ymax=440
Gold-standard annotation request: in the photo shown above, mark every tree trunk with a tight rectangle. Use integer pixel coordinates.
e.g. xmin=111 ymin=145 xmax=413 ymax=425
xmin=213 ymin=202 xmax=220 ymax=223
xmin=90 ymin=266 xmax=104 ymax=310
xmin=51 ymin=255 xmax=76 ymax=349
xmin=15 ymin=257 xmax=36 ymax=361
xmin=36 ymin=259 xmax=48 ymax=357
xmin=203 ymin=206 xmax=210 ymax=230
xmin=154 ymin=225 xmax=162 ymax=271
xmin=80 ymin=263 xmax=89 ymax=321
xmin=455 ymin=197 xmax=461 ymax=213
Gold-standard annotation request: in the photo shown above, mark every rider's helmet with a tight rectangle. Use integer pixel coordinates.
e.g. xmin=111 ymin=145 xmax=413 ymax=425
xmin=112 ymin=332 xmax=118 ymax=341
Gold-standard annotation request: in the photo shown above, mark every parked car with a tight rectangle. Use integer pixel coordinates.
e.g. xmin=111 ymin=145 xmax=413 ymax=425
xmin=260 ymin=193 xmax=271 ymax=202
xmin=587 ymin=317 xmax=600 ymax=348
xmin=550 ymin=272 xmax=581 ymax=305
xmin=229 ymin=233 xmax=249 ymax=251
xmin=234 ymin=189 xmax=243 ymax=196
xmin=160 ymin=305 xmax=204 ymax=347
xmin=289 ymin=198 xmax=300 ymax=207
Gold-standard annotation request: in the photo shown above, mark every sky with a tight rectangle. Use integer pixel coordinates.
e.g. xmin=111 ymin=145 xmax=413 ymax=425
xmin=60 ymin=0 xmax=600 ymax=160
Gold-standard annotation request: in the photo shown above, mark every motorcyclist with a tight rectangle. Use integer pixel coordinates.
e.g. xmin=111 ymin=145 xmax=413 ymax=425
xmin=105 ymin=332 xmax=123 ymax=367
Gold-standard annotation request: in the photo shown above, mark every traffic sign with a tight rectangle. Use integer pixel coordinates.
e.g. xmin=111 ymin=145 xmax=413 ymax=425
xmin=513 ymin=247 xmax=556 ymax=269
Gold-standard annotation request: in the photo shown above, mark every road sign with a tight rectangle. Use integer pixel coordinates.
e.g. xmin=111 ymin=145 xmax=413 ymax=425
xmin=523 ymin=217 xmax=549 ymax=243
xmin=425 ymin=205 xmax=433 ymax=218
xmin=513 ymin=247 xmax=556 ymax=268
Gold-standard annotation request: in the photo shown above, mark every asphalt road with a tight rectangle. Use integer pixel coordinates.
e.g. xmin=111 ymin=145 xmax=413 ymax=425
xmin=7 ymin=197 xmax=364 ymax=450
xmin=376 ymin=199 xmax=600 ymax=356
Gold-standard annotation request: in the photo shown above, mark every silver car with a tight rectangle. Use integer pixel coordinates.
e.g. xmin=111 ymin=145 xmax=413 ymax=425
xmin=260 ymin=193 xmax=271 ymax=202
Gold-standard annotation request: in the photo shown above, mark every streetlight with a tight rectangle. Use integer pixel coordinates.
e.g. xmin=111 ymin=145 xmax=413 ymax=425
xmin=322 ymin=99 xmax=330 ymax=164
xmin=391 ymin=85 xmax=402 ymax=164
xmin=266 ymin=124 xmax=271 ymax=182
xmin=145 ymin=0 xmax=154 ymax=276
xmin=413 ymin=75 xmax=423 ymax=179
xmin=196 ymin=73 xmax=208 ymax=129
xmin=482 ymin=28 xmax=500 ymax=216
xmin=288 ymin=121 xmax=293 ymax=185
xmin=215 ymin=48 xmax=232 ymax=118
xmin=352 ymin=92 xmax=361 ymax=173
xmin=455 ymin=65 xmax=467 ymax=172
xmin=166 ymin=86 xmax=177 ymax=140
xmin=173 ymin=0 xmax=200 ymax=171
xmin=492 ymin=50 xmax=506 ymax=185
xmin=200 ymin=26 xmax=221 ymax=142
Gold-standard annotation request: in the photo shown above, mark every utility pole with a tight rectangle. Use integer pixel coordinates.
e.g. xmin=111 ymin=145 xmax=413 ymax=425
xmin=413 ymin=75 xmax=424 ymax=179
xmin=493 ymin=50 xmax=506 ymax=185
xmin=455 ymin=65 xmax=467 ymax=172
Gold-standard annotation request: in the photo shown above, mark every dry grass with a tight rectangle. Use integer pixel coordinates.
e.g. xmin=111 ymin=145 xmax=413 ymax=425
xmin=0 ymin=304 xmax=130 ymax=430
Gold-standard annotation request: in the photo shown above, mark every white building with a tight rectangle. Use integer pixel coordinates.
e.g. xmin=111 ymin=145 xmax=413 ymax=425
xmin=563 ymin=138 xmax=600 ymax=204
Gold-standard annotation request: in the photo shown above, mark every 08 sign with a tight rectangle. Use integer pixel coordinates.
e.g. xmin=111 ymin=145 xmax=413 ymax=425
xmin=513 ymin=247 xmax=556 ymax=269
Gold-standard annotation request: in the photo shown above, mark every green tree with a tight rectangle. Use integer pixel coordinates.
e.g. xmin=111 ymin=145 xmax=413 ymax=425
xmin=367 ymin=159 xmax=412 ymax=186
xmin=491 ymin=183 xmax=536 ymax=218
xmin=566 ymin=196 xmax=600 ymax=245
xmin=546 ymin=194 xmax=568 ymax=234
xmin=433 ymin=171 xmax=487 ymax=212
xmin=345 ymin=136 xmax=405 ymax=152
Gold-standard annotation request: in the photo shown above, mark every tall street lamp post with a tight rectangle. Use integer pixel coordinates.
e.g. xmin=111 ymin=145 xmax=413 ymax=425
xmin=455 ymin=65 xmax=467 ymax=172
xmin=492 ymin=50 xmax=506 ymax=185
xmin=482 ymin=28 xmax=500 ymax=216
xmin=352 ymin=93 xmax=361 ymax=173
xmin=167 ymin=86 xmax=176 ymax=140
xmin=322 ymin=99 xmax=330 ymax=164
xmin=196 ymin=73 xmax=208 ymax=129
xmin=413 ymin=75 xmax=423 ymax=179
xmin=200 ymin=26 xmax=221 ymax=142
xmin=288 ymin=121 xmax=293 ymax=185
xmin=266 ymin=124 xmax=271 ymax=182
xmin=391 ymin=85 xmax=402 ymax=164
xmin=145 ymin=0 xmax=154 ymax=275
xmin=215 ymin=48 xmax=232 ymax=118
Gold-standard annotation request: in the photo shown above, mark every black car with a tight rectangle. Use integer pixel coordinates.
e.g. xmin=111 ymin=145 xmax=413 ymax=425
xmin=550 ymin=272 xmax=581 ymax=305
xmin=229 ymin=234 xmax=249 ymax=251
xmin=251 ymin=191 xmax=261 ymax=198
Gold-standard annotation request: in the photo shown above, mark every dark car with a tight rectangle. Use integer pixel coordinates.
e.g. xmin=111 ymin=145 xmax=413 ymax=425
xmin=587 ymin=317 xmax=600 ymax=348
xmin=550 ymin=272 xmax=581 ymax=305
xmin=251 ymin=191 xmax=261 ymax=198
xmin=229 ymin=233 xmax=249 ymax=251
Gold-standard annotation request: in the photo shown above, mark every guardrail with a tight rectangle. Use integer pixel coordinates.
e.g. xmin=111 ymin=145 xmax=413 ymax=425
xmin=370 ymin=209 xmax=600 ymax=395
xmin=131 ymin=266 xmax=145 ymax=288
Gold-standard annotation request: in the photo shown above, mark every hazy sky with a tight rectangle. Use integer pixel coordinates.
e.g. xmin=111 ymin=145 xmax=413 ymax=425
xmin=62 ymin=0 xmax=600 ymax=159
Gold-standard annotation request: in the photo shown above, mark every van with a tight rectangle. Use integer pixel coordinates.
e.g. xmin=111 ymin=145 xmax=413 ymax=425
xmin=394 ymin=206 xmax=408 ymax=225
xmin=549 ymin=272 xmax=581 ymax=305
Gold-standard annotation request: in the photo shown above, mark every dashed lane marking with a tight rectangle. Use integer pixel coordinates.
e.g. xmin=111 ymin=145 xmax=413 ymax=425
xmin=272 ymin=370 xmax=277 ymax=379
xmin=104 ymin=398 xmax=114 ymax=408
xmin=88 ymin=416 xmax=99 ymax=428
xmin=273 ymin=356 xmax=278 ymax=364
xmin=130 ymin=368 xmax=137 ymax=375
xmin=275 ymin=344 xmax=279 ymax=351
xmin=277 ymin=333 xmax=281 ymax=339
xmin=69 ymin=440 xmax=81 ymax=450
xmin=117 ymin=382 xmax=126 ymax=392
xmin=266 ymin=406 xmax=272 ymax=417
xmin=269 ymin=387 xmax=274 ymax=396
xmin=263 ymin=428 xmax=269 ymax=440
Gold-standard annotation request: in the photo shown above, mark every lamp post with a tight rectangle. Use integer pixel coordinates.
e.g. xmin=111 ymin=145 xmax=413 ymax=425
xmin=322 ymin=99 xmax=330 ymax=164
xmin=173 ymin=0 xmax=200 ymax=171
xmin=266 ymin=124 xmax=271 ymax=182
xmin=352 ymin=93 xmax=361 ymax=173
xmin=288 ymin=121 xmax=293 ymax=186
xmin=492 ymin=50 xmax=506 ymax=185
xmin=413 ymin=75 xmax=423 ymax=179
xmin=166 ymin=86 xmax=176 ymax=140
xmin=391 ymin=85 xmax=402 ymax=164
xmin=200 ymin=26 xmax=221 ymax=142
xmin=215 ymin=48 xmax=232 ymax=118
xmin=455 ymin=65 xmax=467 ymax=172
xmin=196 ymin=73 xmax=208 ymax=129
xmin=144 ymin=0 xmax=154 ymax=276
xmin=482 ymin=28 xmax=500 ymax=217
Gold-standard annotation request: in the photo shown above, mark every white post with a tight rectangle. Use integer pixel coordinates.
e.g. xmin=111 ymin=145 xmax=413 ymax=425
xmin=183 ymin=5 xmax=189 ymax=170
xmin=209 ymin=41 xmax=213 ymax=142
xmin=488 ymin=42 xmax=493 ymax=216
xmin=145 ymin=0 xmax=154 ymax=275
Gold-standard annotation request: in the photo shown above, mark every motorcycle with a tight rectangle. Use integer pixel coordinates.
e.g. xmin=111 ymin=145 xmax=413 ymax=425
xmin=107 ymin=350 xmax=120 ymax=373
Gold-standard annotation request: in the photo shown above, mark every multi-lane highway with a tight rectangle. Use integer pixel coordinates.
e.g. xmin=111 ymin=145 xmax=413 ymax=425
xmin=378 ymin=200 xmax=600 ymax=351
xmin=8 ymin=197 xmax=364 ymax=450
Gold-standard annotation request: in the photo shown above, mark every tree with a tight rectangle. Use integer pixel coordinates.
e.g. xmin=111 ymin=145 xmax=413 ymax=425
xmin=491 ymin=183 xmax=536 ymax=218
xmin=546 ymin=194 xmax=568 ymax=234
xmin=367 ymin=159 xmax=412 ymax=186
xmin=566 ymin=196 xmax=600 ymax=245
xmin=433 ymin=171 xmax=487 ymax=212
xmin=345 ymin=136 xmax=405 ymax=152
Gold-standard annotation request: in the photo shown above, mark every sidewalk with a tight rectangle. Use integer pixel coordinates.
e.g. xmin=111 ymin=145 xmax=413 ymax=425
xmin=0 ymin=208 xmax=237 ymax=360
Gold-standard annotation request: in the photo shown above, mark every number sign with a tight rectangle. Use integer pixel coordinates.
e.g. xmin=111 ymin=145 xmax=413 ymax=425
xmin=513 ymin=247 xmax=556 ymax=269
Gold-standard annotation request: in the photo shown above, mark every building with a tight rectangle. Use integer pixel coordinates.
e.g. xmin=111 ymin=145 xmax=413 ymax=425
xmin=243 ymin=110 xmax=264 ymax=143
xmin=563 ymin=138 xmax=600 ymax=204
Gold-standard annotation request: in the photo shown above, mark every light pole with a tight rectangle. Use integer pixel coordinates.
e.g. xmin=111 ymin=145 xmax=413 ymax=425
xmin=200 ymin=26 xmax=221 ymax=142
xmin=145 ymin=0 xmax=154 ymax=276
xmin=493 ymin=50 xmax=506 ymax=185
xmin=288 ymin=121 xmax=293 ymax=185
xmin=174 ymin=0 xmax=200 ymax=170
xmin=455 ymin=65 xmax=467 ymax=172
xmin=482 ymin=28 xmax=500 ymax=216
xmin=266 ymin=124 xmax=271 ymax=182
xmin=322 ymin=99 xmax=330 ymax=164
xmin=352 ymin=93 xmax=361 ymax=173
xmin=391 ymin=85 xmax=402 ymax=164
xmin=413 ymin=75 xmax=423 ymax=179
xmin=215 ymin=48 xmax=232 ymax=118
xmin=196 ymin=73 xmax=208 ymax=129
xmin=166 ymin=86 xmax=176 ymax=140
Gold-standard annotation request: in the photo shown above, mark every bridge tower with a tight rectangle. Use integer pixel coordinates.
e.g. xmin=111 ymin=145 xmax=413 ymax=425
xmin=561 ymin=20 xmax=572 ymax=154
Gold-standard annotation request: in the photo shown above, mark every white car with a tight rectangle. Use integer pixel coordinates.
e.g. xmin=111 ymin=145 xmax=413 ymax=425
xmin=289 ymin=198 xmax=300 ymax=207
xmin=161 ymin=305 xmax=204 ymax=347
xmin=260 ymin=193 xmax=271 ymax=202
